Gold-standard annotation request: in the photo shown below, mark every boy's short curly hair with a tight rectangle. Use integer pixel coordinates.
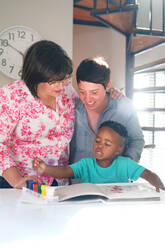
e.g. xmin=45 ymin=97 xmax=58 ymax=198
xmin=99 ymin=121 xmax=128 ymax=138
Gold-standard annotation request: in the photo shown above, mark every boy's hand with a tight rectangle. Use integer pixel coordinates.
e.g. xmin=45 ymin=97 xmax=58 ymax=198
xmin=150 ymin=176 xmax=165 ymax=192
xmin=32 ymin=157 xmax=47 ymax=174
xmin=141 ymin=169 xmax=165 ymax=192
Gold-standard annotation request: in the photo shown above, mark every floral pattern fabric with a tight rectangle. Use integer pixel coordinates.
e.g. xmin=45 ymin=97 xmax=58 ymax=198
xmin=0 ymin=80 xmax=76 ymax=185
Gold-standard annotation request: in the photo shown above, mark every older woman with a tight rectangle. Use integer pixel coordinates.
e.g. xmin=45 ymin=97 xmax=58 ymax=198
xmin=0 ymin=40 xmax=76 ymax=188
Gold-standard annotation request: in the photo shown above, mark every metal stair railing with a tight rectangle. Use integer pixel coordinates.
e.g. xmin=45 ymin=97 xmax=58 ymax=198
xmin=136 ymin=0 xmax=165 ymax=37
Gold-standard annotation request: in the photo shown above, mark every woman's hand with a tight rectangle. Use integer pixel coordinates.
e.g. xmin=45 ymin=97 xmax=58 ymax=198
xmin=14 ymin=175 xmax=43 ymax=189
xmin=2 ymin=166 xmax=43 ymax=189
xmin=110 ymin=87 xmax=124 ymax=100
xmin=32 ymin=157 xmax=47 ymax=174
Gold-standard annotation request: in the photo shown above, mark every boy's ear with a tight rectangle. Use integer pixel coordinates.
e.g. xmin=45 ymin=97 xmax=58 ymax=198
xmin=115 ymin=145 xmax=123 ymax=156
xmin=106 ymin=80 xmax=111 ymax=91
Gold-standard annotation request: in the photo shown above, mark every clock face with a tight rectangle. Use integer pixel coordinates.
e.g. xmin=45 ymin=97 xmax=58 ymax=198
xmin=0 ymin=26 xmax=42 ymax=79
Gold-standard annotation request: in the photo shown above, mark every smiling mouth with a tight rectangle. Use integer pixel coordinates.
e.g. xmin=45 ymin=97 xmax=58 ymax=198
xmin=86 ymin=101 xmax=95 ymax=107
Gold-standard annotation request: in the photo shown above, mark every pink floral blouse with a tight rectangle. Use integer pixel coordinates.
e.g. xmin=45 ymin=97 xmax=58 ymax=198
xmin=0 ymin=80 xmax=76 ymax=185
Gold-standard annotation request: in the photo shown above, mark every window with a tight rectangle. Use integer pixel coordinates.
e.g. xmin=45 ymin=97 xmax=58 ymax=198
xmin=133 ymin=71 xmax=165 ymax=182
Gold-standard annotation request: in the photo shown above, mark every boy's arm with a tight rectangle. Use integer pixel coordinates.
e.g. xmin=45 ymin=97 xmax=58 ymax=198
xmin=140 ymin=169 xmax=165 ymax=192
xmin=33 ymin=158 xmax=74 ymax=178
xmin=44 ymin=165 xmax=74 ymax=178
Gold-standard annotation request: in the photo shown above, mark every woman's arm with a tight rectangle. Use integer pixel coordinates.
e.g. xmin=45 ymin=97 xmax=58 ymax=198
xmin=0 ymin=85 xmax=23 ymax=185
xmin=140 ymin=169 xmax=165 ymax=192
xmin=2 ymin=167 xmax=43 ymax=188
xmin=2 ymin=167 xmax=23 ymax=188
xmin=120 ymin=99 xmax=145 ymax=162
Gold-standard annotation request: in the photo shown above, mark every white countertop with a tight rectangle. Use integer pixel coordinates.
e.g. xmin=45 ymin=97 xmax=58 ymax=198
xmin=0 ymin=188 xmax=165 ymax=248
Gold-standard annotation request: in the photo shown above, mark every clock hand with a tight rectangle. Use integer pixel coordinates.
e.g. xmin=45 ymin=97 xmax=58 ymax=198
xmin=8 ymin=43 xmax=24 ymax=57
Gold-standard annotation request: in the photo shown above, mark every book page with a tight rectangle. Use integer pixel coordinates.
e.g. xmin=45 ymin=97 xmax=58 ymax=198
xmin=100 ymin=183 xmax=161 ymax=201
xmin=55 ymin=183 xmax=109 ymax=201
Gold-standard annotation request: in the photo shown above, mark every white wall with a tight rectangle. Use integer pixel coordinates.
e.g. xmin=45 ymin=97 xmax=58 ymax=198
xmin=0 ymin=0 xmax=73 ymax=87
xmin=73 ymin=24 xmax=126 ymax=91
xmin=135 ymin=43 xmax=165 ymax=68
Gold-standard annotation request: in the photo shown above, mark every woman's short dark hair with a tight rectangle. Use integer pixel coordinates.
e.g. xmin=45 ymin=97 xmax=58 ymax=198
xmin=21 ymin=40 xmax=73 ymax=97
xmin=76 ymin=57 xmax=110 ymax=89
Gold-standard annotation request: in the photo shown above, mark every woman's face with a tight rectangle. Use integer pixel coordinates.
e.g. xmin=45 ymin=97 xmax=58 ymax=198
xmin=37 ymin=79 xmax=67 ymax=99
xmin=78 ymin=81 xmax=109 ymax=111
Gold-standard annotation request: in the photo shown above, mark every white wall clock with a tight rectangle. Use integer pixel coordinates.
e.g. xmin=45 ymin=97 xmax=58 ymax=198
xmin=0 ymin=25 xmax=42 ymax=80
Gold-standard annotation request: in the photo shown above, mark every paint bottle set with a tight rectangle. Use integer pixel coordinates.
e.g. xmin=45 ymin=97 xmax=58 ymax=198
xmin=26 ymin=180 xmax=54 ymax=197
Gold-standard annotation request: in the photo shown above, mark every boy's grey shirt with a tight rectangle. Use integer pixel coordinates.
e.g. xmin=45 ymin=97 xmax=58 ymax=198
xmin=69 ymin=95 xmax=144 ymax=164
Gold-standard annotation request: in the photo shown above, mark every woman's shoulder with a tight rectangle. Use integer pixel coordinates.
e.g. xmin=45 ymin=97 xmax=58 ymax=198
xmin=1 ymin=79 xmax=26 ymax=94
xmin=63 ymin=81 xmax=78 ymax=99
xmin=0 ymin=80 xmax=31 ymax=105
xmin=110 ymin=94 xmax=133 ymax=106
xmin=109 ymin=95 xmax=136 ymax=115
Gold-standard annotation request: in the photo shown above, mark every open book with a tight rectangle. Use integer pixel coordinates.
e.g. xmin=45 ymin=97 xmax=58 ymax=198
xmin=54 ymin=182 xmax=161 ymax=202
xmin=21 ymin=182 xmax=163 ymax=205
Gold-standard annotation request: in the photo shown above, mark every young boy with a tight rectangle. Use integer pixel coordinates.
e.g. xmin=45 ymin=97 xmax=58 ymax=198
xmin=33 ymin=121 xmax=165 ymax=192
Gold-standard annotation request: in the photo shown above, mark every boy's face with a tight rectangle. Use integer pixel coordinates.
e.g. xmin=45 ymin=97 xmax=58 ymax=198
xmin=93 ymin=126 xmax=124 ymax=167
xmin=78 ymin=81 xmax=110 ymax=111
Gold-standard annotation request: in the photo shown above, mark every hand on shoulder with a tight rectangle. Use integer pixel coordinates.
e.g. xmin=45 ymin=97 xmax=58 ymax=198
xmin=110 ymin=87 xmax=125 ymax=100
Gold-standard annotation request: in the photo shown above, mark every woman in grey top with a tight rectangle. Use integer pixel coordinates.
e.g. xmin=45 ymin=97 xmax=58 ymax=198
xmin=69 ymin=57 xmax=144 ymax=164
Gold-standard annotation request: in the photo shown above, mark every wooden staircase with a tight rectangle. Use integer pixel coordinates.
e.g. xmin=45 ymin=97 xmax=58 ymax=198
xmin=74 ymin=0 xmax=165 ymax=54
xmin=73 ymin=0 xmax=165 ymax=96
